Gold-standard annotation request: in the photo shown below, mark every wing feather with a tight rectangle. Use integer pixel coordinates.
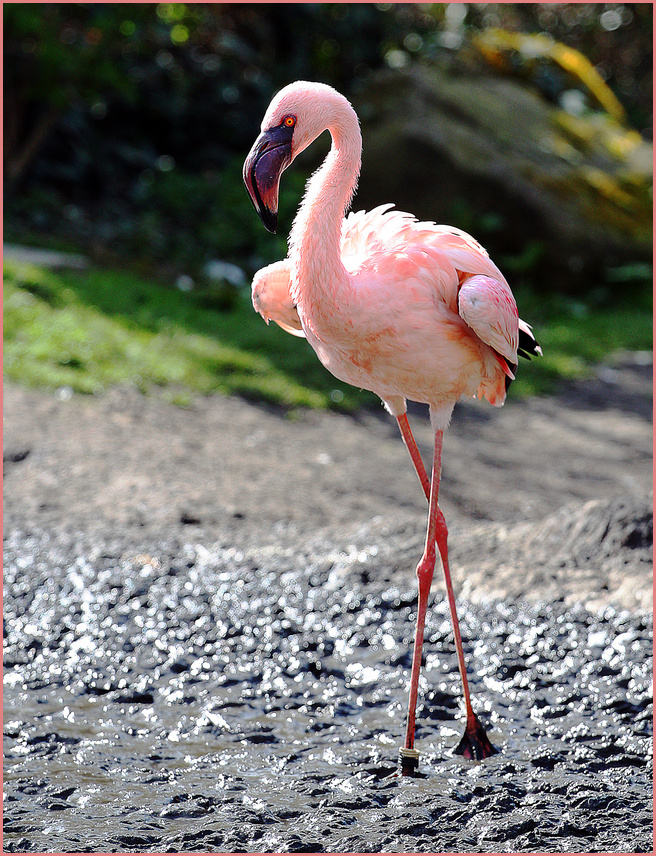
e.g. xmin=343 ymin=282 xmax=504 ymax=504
xmin=457 ymin=275 xmax=519 ymax=363
xmin=251 ymin=261 xmax=305 ymax=337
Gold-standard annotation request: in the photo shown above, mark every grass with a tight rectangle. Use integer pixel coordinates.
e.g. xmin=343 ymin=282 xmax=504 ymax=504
xmin=516 ymin=286 xmax=653 ymax=395
xmin=3 ymin=257 xmax=652 ymax=412
xmin=3 ymin=258 xmax=373 ymax=411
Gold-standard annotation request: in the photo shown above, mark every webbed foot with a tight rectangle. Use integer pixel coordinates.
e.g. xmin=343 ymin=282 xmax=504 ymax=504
xmin=454 ymin=714 xmax=498 ymax=760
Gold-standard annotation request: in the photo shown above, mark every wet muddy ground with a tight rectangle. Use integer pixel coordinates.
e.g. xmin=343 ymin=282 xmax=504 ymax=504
xmin=3 ymin=357 xmax=653 ymax=853
xmin=3 ymin=530 xmax=653 ymax=853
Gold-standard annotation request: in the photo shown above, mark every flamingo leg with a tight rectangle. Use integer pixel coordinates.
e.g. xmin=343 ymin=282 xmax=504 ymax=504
xmin=396 ymin=413 xmax=431 ymax=500
xmin=396 ymin=415 xmax=498 ymax=775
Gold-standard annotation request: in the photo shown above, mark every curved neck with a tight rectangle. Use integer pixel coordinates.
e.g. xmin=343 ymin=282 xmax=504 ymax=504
xmin=289 ymin=111 xmax=362 ymax=309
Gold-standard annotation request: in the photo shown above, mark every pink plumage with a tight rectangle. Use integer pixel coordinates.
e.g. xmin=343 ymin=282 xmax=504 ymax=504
xmin=244 ymin=80 xmax=541 ymax=774
xmin=251 ymin=261 xmax=305 ymax=337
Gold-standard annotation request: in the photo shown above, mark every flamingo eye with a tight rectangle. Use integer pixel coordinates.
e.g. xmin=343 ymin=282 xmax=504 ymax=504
xmin=283 ymin=115 xmax=296 ymax=128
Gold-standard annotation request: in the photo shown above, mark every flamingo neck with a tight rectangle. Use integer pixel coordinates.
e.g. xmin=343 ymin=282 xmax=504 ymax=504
xmin=289 ymin=111 xmax=361 ymax=314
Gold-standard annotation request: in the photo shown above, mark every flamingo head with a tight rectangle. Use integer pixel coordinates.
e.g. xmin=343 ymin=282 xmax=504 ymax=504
xmin=243 ymin=81 xmax=349 ymax=233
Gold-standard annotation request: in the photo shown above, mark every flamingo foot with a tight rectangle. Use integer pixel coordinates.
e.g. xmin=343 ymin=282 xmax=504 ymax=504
xmin=454 ymin=713 xmax=499 ymax=760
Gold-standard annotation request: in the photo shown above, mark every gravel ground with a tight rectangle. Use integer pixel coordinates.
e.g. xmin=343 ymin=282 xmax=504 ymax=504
xmin=3 ymin=355 xmax=653 ymax=852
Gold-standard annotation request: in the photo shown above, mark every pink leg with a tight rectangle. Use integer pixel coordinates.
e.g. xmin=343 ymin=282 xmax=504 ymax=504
xmin=396 ymin=416 xmax=497 ymax=774
xmin=397 ymin=413 xmax=431 ymax=500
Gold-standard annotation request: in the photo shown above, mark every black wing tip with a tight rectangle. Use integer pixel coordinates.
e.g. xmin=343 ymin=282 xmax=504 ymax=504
xmin=518 ymin=328 xmax=542 ymax=361
xmin=507 ymin=330 xmax=541 ymax=389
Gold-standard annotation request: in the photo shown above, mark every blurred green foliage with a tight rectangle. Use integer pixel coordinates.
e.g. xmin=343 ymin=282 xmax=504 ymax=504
xmin=4 ymin=3 xmax=652 ymax=280
xmin=5 ymin=3 xmax=395 ymax=274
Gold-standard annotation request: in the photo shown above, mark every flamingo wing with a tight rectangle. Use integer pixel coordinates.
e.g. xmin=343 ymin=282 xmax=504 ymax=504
xmin=457 ymin=275 xmax=519 ymax=371
xmin=251 ymin=261 xmax=305 ymax=337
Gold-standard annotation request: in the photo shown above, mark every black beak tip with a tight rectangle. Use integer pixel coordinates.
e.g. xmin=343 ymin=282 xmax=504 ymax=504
xmin=261 ymin=209 xmax=278 ymax=234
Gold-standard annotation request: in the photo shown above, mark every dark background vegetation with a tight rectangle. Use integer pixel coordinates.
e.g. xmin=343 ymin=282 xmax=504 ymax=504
xmin=5 ymin=3 xmax=652 ymax=273
xmin=3 ymin=3 xmax=653 ymax=408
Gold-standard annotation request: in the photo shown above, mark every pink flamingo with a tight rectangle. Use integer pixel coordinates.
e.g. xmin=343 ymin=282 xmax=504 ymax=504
xmin=244 ymin=81 xmax=541 ymax=775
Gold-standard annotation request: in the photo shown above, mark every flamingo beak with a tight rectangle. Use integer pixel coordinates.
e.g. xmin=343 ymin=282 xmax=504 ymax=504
xmin=243 ymin=125 xmax=294 ymax=233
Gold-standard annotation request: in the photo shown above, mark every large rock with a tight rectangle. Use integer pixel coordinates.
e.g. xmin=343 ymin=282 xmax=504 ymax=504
xmin=351 ymin=62 xmax=652 ymax=293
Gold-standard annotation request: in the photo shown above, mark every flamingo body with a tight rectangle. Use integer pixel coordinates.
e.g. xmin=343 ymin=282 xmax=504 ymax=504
xmin=244 ymin=81 xmax=541 ymax=773
xmin=252 ymin=203 xmax=538 ymax=421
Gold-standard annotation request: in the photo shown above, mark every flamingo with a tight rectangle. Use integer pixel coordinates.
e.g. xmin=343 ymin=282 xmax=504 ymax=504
xmin=243 ymin=81 xmax=541 ymax=776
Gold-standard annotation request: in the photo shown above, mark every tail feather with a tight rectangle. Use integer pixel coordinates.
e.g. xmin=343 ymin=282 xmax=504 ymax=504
xmin=517 ymin=320 xmax=542 ymax=360
xmin=504 ymin=321 xmax=542 ymax=391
